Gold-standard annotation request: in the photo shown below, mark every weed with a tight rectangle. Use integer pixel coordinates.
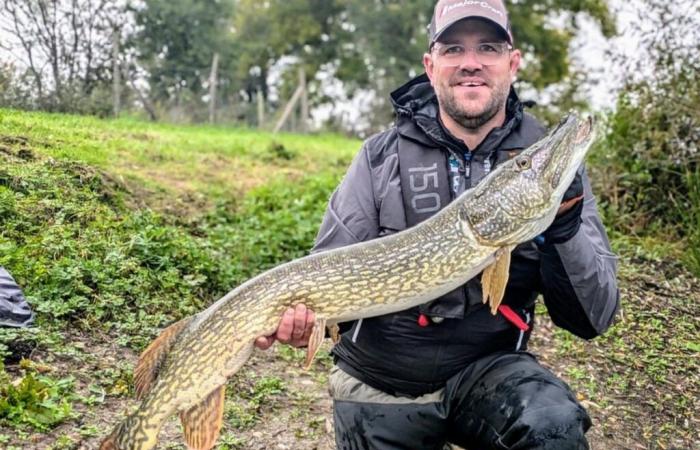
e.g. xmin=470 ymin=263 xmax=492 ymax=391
xmin=225 ymin=375 xmax=286 ymax=431
xmin=47 ymin=434 xmax=76 ymax=450
xmin=0 ymin=372 xmax=75 ymax=430
xmin=217 ymin=433 xmax=247 ymax=449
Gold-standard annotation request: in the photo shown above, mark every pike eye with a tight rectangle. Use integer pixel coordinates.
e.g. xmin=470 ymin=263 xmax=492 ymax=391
xmin=514 ymin=156 xmax=531 ymax=171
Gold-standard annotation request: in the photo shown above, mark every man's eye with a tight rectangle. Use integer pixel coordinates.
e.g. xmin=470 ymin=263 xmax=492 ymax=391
xmin=478 ymin=44 xmax=499 ymax=54
xmin=443 ymin=45 xmax=464 ymax=55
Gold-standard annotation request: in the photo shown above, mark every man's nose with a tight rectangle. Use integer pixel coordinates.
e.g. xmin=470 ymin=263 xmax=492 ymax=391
xmin=457 ymin=48 xmax=483 ymax=71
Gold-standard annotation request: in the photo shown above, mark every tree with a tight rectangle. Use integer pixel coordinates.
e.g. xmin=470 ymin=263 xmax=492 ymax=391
xmin=231 ymin=0 xmax=349 ymax=122
xmin=590 ymin=0 xmax=700 ymax=273
xmin=0 ymin=0 xmax=135 ymax=113
xmin=229 ymin=0 xmax=616 ymax=132
xmin=132 ymin=0 xmax=237 ymax=121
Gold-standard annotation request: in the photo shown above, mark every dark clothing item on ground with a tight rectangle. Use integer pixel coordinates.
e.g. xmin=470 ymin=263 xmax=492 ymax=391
xmin=312 ymin=74 xmax=619 ymax=398
xmin=330 ymin=352 xmax=591 ymax=450
xmin=0 ymin=267 xmax=34 ymax=328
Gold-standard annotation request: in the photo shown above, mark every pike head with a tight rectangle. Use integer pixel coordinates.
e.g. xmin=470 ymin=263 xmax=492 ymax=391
xmin=459 ymin=112 xmax=596 ymax=247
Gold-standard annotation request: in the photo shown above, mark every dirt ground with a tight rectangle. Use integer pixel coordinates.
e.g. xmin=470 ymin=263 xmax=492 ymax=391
xmin=2 ymin=256 xmax=699 ymax=450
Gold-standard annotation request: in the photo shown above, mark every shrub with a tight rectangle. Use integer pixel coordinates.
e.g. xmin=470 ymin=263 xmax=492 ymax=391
xmin=591 ymin=70 xmax=699 ymax=273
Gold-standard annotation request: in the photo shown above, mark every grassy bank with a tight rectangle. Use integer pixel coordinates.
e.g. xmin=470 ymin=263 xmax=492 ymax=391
xmin=0 ymin=108 xmax=357 ymax=445
xmin=0 ymin=109 xmax=697 ymax=449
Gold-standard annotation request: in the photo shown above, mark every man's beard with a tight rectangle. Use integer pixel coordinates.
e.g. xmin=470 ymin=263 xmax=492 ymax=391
xmin=437 ymin=79 xmax=509 ymax=130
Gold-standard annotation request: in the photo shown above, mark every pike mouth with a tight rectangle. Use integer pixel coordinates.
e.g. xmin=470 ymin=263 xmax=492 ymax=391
xmin=574 ymin=116 xmax=593 ymax=145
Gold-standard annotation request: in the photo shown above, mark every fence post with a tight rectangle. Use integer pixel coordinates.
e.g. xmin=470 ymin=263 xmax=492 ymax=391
xmin=273 ymin=85 xmax=304 ymax=133
xmin=208 ymin=52 xmax=219 ymax=124
xmin=274 ymin=67 xmax=310 ymax=134
xmin=112 ymin=28 xmax=121 ymax=117
xmin=299 ymin=67 xmax=308 ymax=132
xmin=257 ymin=90 xmax=265 ymax=128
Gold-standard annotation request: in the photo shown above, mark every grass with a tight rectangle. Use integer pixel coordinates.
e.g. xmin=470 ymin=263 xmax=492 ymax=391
xmin=1 ymin=108 xmax=698 ymax=449
xmin=0 ymin=107 xmax=358 ymax=439
xmin=0 ymin=108 xmax=358 ymax=347
xmin=0 ymin=108 xmax=356 ymax=216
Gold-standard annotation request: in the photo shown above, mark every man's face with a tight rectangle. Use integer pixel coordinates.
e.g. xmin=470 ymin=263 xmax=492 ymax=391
xmin=423 ymin=19 xmax=521 ymax=130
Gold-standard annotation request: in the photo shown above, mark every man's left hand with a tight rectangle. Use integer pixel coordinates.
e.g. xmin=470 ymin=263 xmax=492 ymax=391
xmin=543 ymin=169 xmax=584 ymax=244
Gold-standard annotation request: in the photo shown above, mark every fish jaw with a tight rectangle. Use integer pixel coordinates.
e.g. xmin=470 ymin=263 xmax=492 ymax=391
xmin=458 ymin=112 xmax=596 ymax=247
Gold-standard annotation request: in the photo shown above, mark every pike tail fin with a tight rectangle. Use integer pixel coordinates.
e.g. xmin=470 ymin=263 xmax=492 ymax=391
xmin=134 ymin=317 xmax=192 ymax=399
xmin=180 ymin=385 xmax=226 ymax=450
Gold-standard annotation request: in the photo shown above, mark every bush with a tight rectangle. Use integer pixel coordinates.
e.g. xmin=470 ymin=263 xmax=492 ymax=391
xmin=590 ymin=68 xmax=699 ymax=273
xmin=587 ymin=0 xmax=700 ymax=274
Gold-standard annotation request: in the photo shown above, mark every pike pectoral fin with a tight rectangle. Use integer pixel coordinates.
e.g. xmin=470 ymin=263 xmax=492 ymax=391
xmin=481 ymin=246 xmax=515 ymax=315
xmin=180 ymin=385 xmax=225 ymax=450
xmin=304 ymin=317 xmax=327 ymax=370
xmin=134 ymin=317 xmax=192 ymax=399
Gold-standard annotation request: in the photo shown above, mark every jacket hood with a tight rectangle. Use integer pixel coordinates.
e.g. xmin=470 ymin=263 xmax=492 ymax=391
xmin=390 ymin=73 xmax=439 ymax=120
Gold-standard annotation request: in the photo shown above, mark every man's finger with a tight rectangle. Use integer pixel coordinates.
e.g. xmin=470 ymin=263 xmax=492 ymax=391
xmin=292 ymin=304 xmax=308 ymax=338
xmin=276 ymin=307 xmax=296 ymax=343
xmin=557 ymin=195 xmax=584 ymax=216
xmin=255 ymin=336 xmax=275 ymax=350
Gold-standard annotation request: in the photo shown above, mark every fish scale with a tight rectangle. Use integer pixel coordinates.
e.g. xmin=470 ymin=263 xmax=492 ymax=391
xmin=101 ymin=112 xmax=596 ymax=450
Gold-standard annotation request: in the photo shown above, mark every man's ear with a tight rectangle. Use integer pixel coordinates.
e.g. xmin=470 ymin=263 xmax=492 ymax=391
xmin=423 ymin=53 xmax=435 ymax=84
xmin=509 ymin=49 xmax=521 ymax=79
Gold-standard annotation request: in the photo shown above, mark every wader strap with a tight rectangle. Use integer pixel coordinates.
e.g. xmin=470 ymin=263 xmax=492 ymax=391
xmin=397 ymin=144 xmax=451 ymax=226
xmin=397 ymin=143 xmax=467 ymax=320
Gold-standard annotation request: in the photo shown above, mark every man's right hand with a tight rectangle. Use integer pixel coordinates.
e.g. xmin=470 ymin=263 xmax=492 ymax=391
xmin=254 ymin=304 xmax=315 ymax=350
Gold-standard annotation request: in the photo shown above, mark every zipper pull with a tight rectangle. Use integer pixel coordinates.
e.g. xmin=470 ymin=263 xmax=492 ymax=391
xmin=463 ymin=152 xmax=472 ymax=179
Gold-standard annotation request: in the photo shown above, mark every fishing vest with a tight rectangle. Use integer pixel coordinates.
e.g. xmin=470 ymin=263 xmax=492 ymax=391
xmin=396 ymin=113 xmax=545 ymax=320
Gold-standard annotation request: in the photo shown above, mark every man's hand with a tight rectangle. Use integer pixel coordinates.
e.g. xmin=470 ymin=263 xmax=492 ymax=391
xmin=556 ymin=169 xmax=584 ymax=216
xmin=255 ymin=304 xmax=315 ymax=350
xmin=543 ymin=168 xmax=584 ymax=244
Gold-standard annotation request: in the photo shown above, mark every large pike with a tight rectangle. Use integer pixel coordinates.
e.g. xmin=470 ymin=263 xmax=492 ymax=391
xmin=101 ymin=113 xmax=596 ymax=450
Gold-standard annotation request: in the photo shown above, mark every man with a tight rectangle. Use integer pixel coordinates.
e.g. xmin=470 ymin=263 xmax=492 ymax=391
xmin=257 ymin=1 xmax=619 ymax=448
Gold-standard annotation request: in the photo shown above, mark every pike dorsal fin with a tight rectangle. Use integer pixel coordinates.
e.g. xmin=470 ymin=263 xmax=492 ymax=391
xmin=180 ymin=385 xmax=226 ymax=450
xmin=134 ymin=317 xmax=192 ymax=399
xmin=481 ymin=246 xmax=515 ymax=315
xmin=304 ymin=317 xmax=327 ymax=370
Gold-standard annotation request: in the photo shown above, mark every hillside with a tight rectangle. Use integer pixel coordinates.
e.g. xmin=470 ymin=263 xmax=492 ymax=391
xmin=0 ymin=109 xmax=697 ymax=450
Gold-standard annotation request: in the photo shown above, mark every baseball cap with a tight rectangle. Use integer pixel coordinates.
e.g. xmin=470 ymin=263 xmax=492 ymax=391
xmin=428 ymin=0 xmax=513 ymax=47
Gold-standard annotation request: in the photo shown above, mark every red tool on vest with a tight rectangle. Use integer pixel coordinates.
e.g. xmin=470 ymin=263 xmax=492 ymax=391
xmin=417 ymin=306 xmax=529 ymax=332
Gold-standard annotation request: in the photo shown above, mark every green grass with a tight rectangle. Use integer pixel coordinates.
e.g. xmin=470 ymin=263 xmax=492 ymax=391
xmin=1 ymin=108 xmax=698 ymax=449
xmin=0 ymin=108 xmax=359 ymax=434
xmin=0 ymin=108 xmax=356 ymax=213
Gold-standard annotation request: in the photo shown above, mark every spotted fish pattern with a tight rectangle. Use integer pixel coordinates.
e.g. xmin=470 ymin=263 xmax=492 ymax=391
xmin=100 ymin=113 xmax=596 ymax=450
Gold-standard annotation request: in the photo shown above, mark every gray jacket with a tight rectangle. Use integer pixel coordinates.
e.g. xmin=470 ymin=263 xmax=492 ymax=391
xmin=0 ymin=267 xmax=35 ymax=328
xmin=313 ymin=75 xmax=620 ymax=397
